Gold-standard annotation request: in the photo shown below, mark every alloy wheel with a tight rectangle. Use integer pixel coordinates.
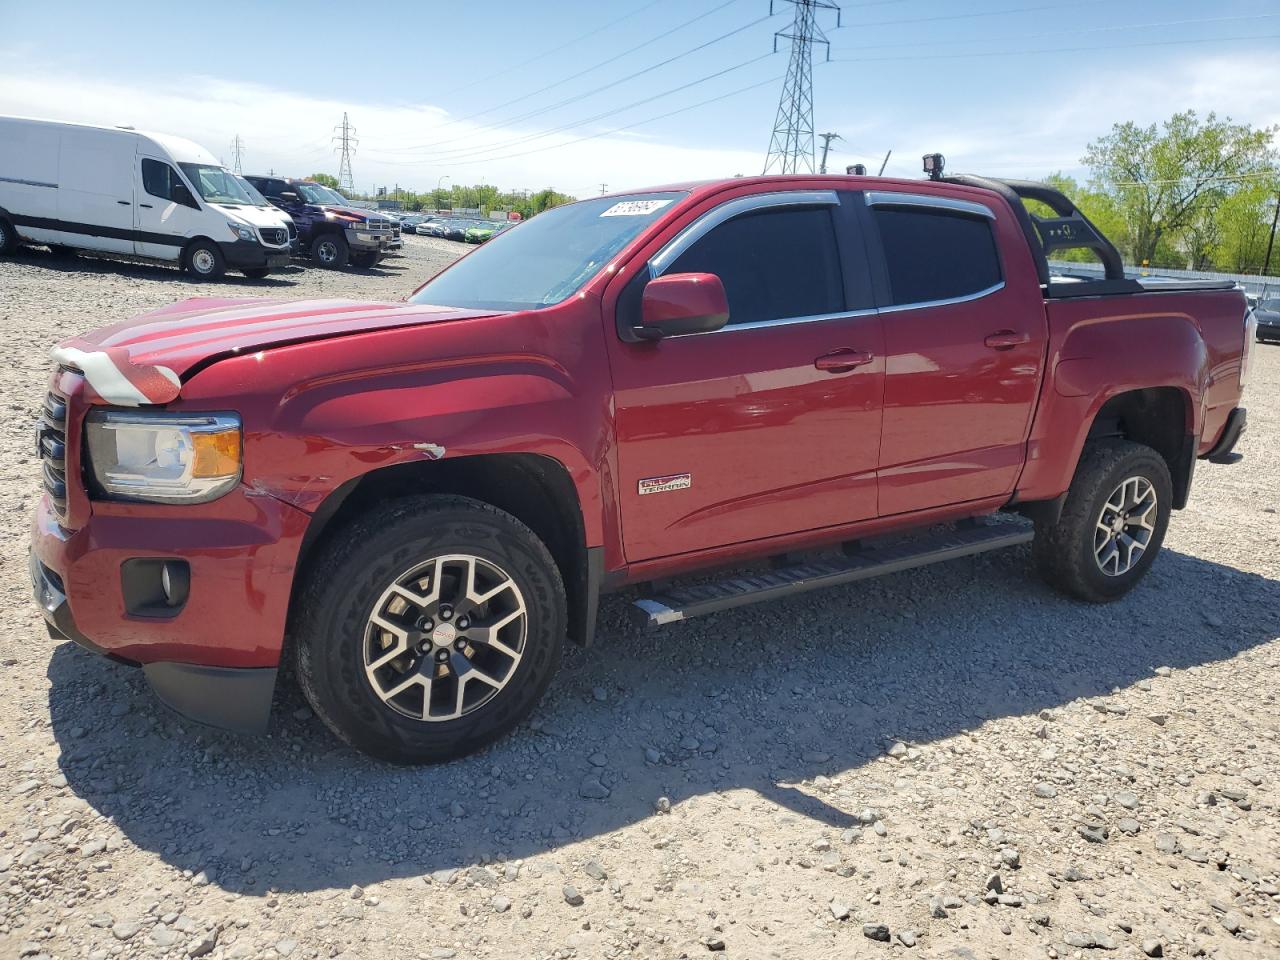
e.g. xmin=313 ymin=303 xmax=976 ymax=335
xmin=1093 ymin=475 xmax=1157 ymax=576
xmin=315 ymin=240 xmax=337 ymax=264
xmin=363 ymin=554 xmax=527 ymax=721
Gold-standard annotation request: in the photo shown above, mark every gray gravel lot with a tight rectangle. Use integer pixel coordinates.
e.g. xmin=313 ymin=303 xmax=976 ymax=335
xmin=0 ymin=238 xmax=1277 ymax=960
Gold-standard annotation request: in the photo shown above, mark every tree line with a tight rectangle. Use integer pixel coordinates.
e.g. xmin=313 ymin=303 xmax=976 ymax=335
xmin=306 ymin=173 xmax=576 ymax=221
xmin=1045 ymin=110 xmax=1279 ymax=274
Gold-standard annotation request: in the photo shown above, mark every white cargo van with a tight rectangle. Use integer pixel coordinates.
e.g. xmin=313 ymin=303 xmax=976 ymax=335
xmin=0 ymin=116 xmax=294 ymax=279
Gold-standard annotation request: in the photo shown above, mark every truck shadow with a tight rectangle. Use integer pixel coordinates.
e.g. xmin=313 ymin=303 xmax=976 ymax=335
xmin=45 ymin=544 xmax=1279 ymax=895
xmin=9 ymin=246 xmax=303 ymax=287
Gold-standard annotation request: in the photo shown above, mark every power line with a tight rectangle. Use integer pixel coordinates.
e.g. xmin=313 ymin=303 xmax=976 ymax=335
xmin=372 ymin=8 xmax=775 ymax=161
xmin=228 ymin=135 xmax=244 ymax=175
xmin=829 ymin=31 xmax=1280 ymax=63
xmin=764 ymin=0 xmax=840 ymax=175
xmin=373 ymin=0 xmax=749 ymax=153
xmin=333 ymin=113 xmax=358 ymax=194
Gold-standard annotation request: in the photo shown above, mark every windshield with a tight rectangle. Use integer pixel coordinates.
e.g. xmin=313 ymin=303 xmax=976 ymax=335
xmin=178 ymin=164 xmax=255 ymax=205
xmin=234 ymin=176 xmax=271 ymax=207
xmin=411 ymin=192 xmax=685 ymax=310
xmin=296 ymin=183 xmax=350 ymax=205
xmin=1262 ymin=299 xmax=1280 ymax=312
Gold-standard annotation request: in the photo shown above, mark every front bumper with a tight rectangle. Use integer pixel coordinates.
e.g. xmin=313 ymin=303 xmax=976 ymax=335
xmin=344 ymin=227 xmax=401 ymax=253
xmin=217 ymin=238 xmax=292 ymax=272
xmin=30 ymin=487 xmax=310 ymax=733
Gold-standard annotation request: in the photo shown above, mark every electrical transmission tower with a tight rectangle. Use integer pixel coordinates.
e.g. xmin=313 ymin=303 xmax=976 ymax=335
xmin=229 ymin=135 xmax=245 ymax=174
xmin=763 ymin=0 xmax=840 ymax=175
xmin=333 ymin=112 xmax=359 ymax=195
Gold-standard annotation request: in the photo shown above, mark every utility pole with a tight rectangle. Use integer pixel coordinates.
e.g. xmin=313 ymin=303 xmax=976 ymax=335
xmin=763 ymin=0 xmax=840 ymax=175
xmin=229 ymin=135 xmax=245 ymax=175
xmin=599 ymin=183 xmax=608 ymax=195
xmin=817 ymin=132 xmax=841 ymax=174
xmin=877 ymin=149 xmax=892 ymax=176
xmin=1264 ymin=193 xmax=1279 ymax=277
xmin=333 ymin=112 xmax=358 ymax=195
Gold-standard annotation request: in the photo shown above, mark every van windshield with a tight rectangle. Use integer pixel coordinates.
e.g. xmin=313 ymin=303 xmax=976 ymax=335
xmin=179 ymin=164 xmax=255 ymax=205
xmin=410 ymin=192 xmax=686 ymax=311
xmin=235 ymin=176 xmax=272 ymax=207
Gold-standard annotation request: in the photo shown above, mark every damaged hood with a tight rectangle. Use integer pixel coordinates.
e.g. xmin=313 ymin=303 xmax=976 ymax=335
xmin=52 ymin=297 xmax=504 ymax=406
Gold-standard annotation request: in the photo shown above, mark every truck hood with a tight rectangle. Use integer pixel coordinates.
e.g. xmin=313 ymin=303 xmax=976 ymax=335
xmin=52 ymin=297 xmax=503 ymax=406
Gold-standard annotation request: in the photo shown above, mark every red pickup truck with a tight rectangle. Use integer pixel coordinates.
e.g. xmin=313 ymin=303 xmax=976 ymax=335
xmin=31 ymin=169 xmax=1252 ymax=764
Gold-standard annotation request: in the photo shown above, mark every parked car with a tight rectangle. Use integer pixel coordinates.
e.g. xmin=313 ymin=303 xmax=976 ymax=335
xmin=419 ymin=219 xmax=452 ymax=238
xmin=1253 ymin=297 xmax=1280 ymax=343
xmin=464 ymin=221 xmax=512 ymax=244
xmin=399 ymin=214 xmax=432 ymax=233
xmin=441 ymin=219 xmax=480 ymax=241
xmin=242 ymin=175 xmax=400 ymax=269
xmin=0 ymin=116 xmax=294 ymax=279
xmin=234 ymin=175 xmax=298 ymax=255
xmin=30 ymin=172 xmax=1251 ymax=763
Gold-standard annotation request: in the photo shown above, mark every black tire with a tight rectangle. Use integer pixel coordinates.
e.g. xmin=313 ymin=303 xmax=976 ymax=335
xmin=182 ymin=238 xmax=226 ymax=280
xmin=241 ymin=267 xmax=272 ymax=279
xmin=350 ymin=250 xmax=382 ymax=269
xmin=310 ymin=232 xmax=349 ymax=269
xmin=1033 ymin=439 xmax=1172 ymax=603
xmin=294 ymin=495 xmax=566 ymax=764
xmin=0 ymin=218 xmax=18 ymax=255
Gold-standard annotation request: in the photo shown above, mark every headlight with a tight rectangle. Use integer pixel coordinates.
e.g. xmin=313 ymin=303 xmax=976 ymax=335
xmin=228 ymin=223 xmax=255 ymax=242
xmin=85 ymin=411 xmax=242 ymax=503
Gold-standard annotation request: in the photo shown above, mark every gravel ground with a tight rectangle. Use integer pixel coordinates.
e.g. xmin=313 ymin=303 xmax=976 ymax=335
xmin=0 ymin=239 xmax=1277 ymax=960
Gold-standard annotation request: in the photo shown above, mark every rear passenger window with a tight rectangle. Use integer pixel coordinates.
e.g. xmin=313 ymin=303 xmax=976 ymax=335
xmin=141 ymin=159 xmax=184 ymax=202
xmin=667 ymin=207 xmax=843 ymax=327
xmin=873 ymin=208 xmax=1001 ymax=306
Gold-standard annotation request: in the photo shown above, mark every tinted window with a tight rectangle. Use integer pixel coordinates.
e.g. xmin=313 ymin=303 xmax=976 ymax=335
xmin=873 ymin=208 xmax=1001 ymax=305
xmin=141 ymin=159 xmax=185 ymax=202
xmin=667 ymin=207 xmax=843 ymax=326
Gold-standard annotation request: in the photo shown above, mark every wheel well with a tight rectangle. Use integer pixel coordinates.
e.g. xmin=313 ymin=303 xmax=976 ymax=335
xmin=289 ymin=453 xmax=597 ymax=646
xmin=1087 ymin=387 xmax=1194 ymax=508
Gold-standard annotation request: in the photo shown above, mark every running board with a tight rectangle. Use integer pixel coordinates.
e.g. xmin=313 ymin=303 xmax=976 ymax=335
xmin=631 ymin=522 xmax=1033 ymax=628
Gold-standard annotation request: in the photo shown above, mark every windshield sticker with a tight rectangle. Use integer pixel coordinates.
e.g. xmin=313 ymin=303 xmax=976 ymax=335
xmin=600 ymin=199 xmax=674 ymax=218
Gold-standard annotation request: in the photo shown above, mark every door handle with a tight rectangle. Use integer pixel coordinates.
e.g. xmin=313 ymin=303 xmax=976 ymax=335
xmin=138 ymin=203 xmax=153 ymax=209
xmin=814 ymin=349 xmax=874 ymax=372
xmin=984 ymin=330 xmax=1030 ymax=350
xmin=116 ymin=200 xmax=131 ymax=206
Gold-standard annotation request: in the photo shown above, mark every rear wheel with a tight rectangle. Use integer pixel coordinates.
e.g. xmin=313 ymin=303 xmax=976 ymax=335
xmin=295 ymin=495 xmax=566 ymax=764
xmin=311 ymin=232 xmax=349 ymax=269
xmin=182 ymin=239 xmax=226 ymax=280
xmin=1033 ymin=439 xmax=1172 ymax=602
xmin=0 ymin=218 xmax=18 ymax=255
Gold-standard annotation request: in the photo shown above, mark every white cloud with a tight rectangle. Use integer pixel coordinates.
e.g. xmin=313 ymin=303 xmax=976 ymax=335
xmin=0 ymin=68 xmax=762 ymax=198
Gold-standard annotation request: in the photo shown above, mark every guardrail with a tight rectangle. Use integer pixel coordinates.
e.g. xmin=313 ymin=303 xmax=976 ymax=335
xmin=1048 ymin=260 xmax=1278 ymax=300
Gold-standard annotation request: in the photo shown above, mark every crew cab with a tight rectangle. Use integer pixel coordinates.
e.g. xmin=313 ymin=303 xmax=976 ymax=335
xmin=242 ymin=175 xmax=401 ymax=269
xmin=30 ymin=168 xmax=1252 ymax=764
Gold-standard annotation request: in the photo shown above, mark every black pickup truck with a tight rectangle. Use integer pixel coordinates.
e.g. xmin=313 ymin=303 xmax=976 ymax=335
xmin=243 ymin=176 xmax=401 ymax=269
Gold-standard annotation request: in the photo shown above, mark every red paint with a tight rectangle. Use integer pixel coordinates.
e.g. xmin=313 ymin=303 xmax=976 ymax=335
xmin=30 ymin=175 xmax=1249 ymax=670
xmin=639 ymin=272 xmax=729 ymax=335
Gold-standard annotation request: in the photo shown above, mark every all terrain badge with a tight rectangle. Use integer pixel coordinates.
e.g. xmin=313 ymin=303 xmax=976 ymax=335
xmin=638 ymin=473 xmax=692 ymax=495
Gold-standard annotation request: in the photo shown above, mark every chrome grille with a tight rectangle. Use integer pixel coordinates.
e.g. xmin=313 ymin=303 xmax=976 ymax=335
xmin=40 ymin=388 xmax=68 ymax=520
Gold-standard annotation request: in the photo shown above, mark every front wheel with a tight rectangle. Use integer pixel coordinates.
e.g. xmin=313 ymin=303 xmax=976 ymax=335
xmin=0 ymin=218 xmax=19 ymax=255
xmin=1033 ymin=439 xmax=1172 ymax=602
xmin=182 ymin=239 xmax=226 ymax=280
xmin=311 ymin=233 xmax=349 ymax=269
xmin=294 ymin=495 xmax=566 ymax=764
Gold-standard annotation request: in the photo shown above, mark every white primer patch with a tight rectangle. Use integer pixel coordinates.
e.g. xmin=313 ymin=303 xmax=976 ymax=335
xmin=49 ymin=346 xmax=179 ymax=407
xmin=413 ymin=442 xmax=446 ymax=460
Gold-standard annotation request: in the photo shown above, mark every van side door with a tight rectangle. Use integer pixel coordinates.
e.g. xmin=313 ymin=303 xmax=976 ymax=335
xmin=134 ymin=157 xmax=201 ymax=261
xmin=55 ymin=127 xmax=136 ymax=254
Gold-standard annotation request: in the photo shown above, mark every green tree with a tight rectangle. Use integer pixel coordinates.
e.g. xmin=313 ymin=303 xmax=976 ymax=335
xmin=1083 ymin=111 xmax=1278 ymax=266
xmin=308 ymin=172 xmax=340 ymax=189
xmin=1213 ymin=181 xmax=1280 ymax=273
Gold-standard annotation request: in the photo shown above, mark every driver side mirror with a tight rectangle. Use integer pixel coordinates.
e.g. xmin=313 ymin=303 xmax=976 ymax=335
xmin=635 ymin=272 xmax=730 ymax=340
xmin=171 ymin=183 xmax=197 ymax=209
xmin=278 ymin=191 xmax=300 ymax=204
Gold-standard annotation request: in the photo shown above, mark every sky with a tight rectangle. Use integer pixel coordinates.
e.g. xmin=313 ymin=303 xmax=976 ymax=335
xmin=1 ymin=0 xmax=1278 ymax=199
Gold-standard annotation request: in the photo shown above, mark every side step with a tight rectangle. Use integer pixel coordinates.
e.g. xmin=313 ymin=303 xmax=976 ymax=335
xmin=631 ymin=521 xmax=1033 ymax=628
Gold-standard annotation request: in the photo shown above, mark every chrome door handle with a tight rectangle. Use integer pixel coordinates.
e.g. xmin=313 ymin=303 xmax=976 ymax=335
xmin=984 ymin=331 xmax=1030 ymax=350
xmin=815 ymin=349 xmax=874 ymax=372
